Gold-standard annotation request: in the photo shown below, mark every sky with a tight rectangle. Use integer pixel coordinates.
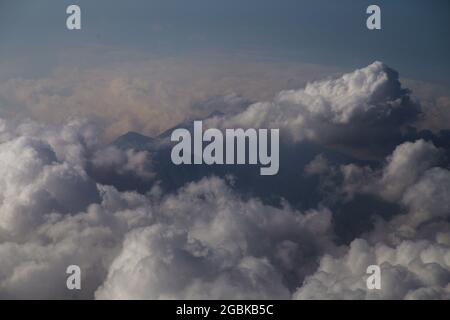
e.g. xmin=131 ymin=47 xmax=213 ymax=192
xmin=0 ymin=0 xmax=449 ymax=85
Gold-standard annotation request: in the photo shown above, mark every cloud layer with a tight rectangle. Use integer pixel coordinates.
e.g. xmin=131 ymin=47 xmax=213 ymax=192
xmin=295 ymin=140 xmax=450 ymax=299
xmin=0 ymin=62 xmax=449 ymax=299
xmin=0 ymin=56 xmax=341 ymax=141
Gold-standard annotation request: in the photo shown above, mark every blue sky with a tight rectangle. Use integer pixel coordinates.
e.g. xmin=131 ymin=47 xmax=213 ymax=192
xmin=0 ymin=0 xmax=449 ymax=85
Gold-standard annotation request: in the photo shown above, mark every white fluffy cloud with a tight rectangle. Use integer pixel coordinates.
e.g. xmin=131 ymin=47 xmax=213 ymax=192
xmin=295 ymin=140 xmax=450 ymax=299
xmin=92 ymin=146 xmax=155 ymax=180
xmin=0 ymin=118 xmax=336 ymax=299
xmin=96 ymin=177 xmax=335 ymax=299
xmin=339 ymin=139 xmax=450 ymax=227
xmin=339 ymin=140 xmax=442 ymax=201
xmin=0 ymin=183 xmax=155 ymax=299
xmin=294 ymin=238 xmax=450 ymax=300
xmin=207 ymin=62 xmax=420 ymax=155
xmin=0 ymin=136 xmax=99 ymax=236
xmin=0 ymin=62 xmax=449 ymax=300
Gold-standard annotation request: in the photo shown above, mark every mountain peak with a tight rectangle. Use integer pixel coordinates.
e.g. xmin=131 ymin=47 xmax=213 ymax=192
xmin=113 ymin=131 xmax=155 ymax=151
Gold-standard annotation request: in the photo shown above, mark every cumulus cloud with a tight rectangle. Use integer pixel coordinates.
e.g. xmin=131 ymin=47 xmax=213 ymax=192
xmin=338 ymin=139 xmax=449 ymax=227
xmin=0 ymin=118 xmax=336 ymax=299
xmin=0 ymin=62 xmax=449 ymax=300
xmin=339 ymin=140 xmax=443 ymax=202
xmin=0 ymin=183 xmax=155 ymax=299
xmin=92 ymin=146 xmax=155 ymax=180
xmin=295 ymin=140 xmax=450 ymax=299
xmin=207 ymin=62 xmax=421 ymax=158
xmin=96 ymin=177 xmax=335 ymax=299
xmin=294 ymin=238 xmax=450 ymax=300
xmin=0 ymin=118 xmax=159 ymax=298
xmin=0 ymin=136 xmax=99 ymax=237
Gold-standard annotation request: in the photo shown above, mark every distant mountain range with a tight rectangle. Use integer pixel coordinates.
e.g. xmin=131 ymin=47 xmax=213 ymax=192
xmin=84 ymin=110 xmax=450 ymax=243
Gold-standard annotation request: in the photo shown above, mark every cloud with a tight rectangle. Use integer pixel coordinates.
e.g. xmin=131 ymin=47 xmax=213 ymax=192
xmin=0 ymin=183 xmax=155 ymax=299
xmin=0 ymin=118 xmax=159 ymax=298
xmin=0 ymin=135 xmax=99 ymax=237
xmin=0 ymin=56 xmax=341 ymax=141
xmin=339 ymin=140 xmax=442 ymax=202
xmin=337 ymin=139 xmax=450 ymax=227
xmin=294 ymin=238 xmax=450 ymax=300
xmin=91 ymin=146 xmax=155 ymax=180
xmin=402 ymin=79 xmax=450 ymax=132
xmin=0 ymin=118 xmax=336 ymax=299
xmin=96 ymin=177 xmax=335 ymax=299
xmin=294 ymin=140 xmax=450 ymax=300
xmin=207 ymin=61 xmax=421 ymax=159
xmin=0 ymin=62 xmax=449 ymax=300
